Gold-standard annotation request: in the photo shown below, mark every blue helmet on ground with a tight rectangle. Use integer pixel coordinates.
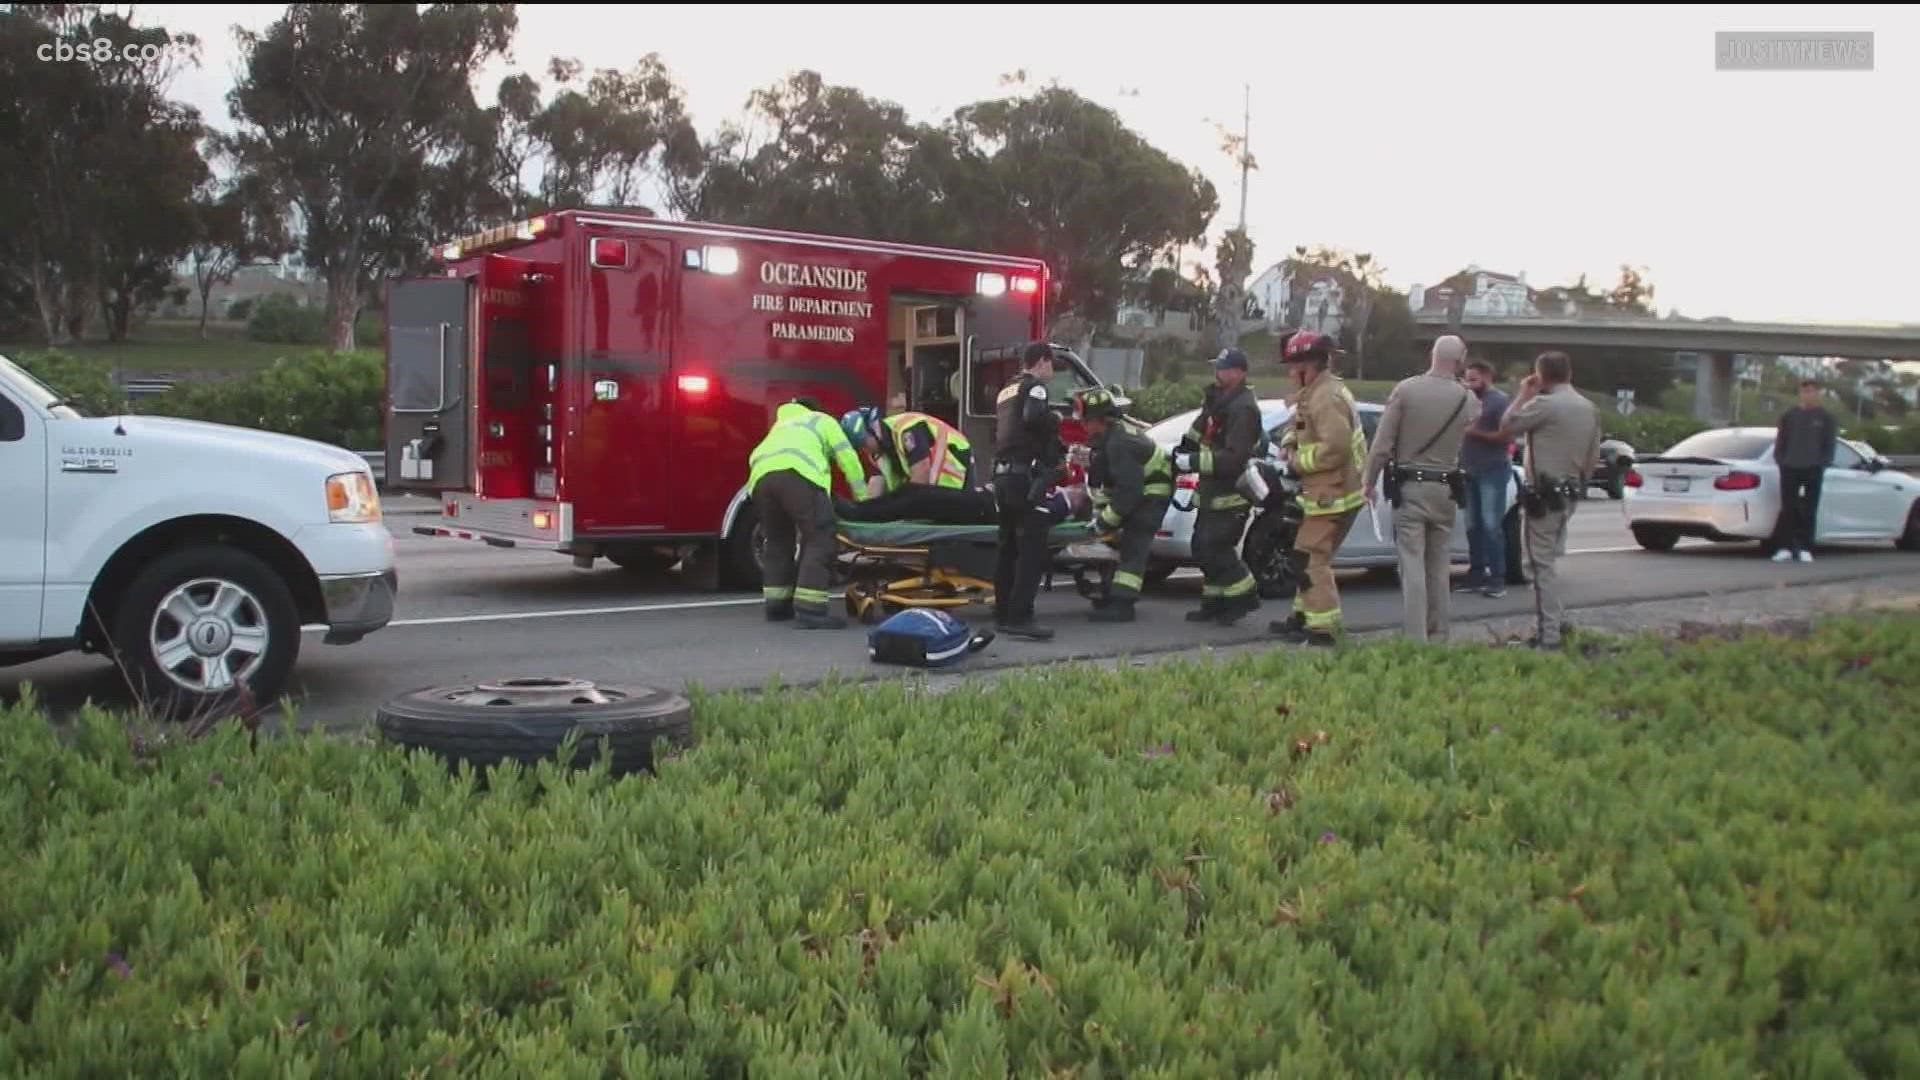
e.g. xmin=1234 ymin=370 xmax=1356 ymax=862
xmin=841 ymin=406 xmax=883 ymax=446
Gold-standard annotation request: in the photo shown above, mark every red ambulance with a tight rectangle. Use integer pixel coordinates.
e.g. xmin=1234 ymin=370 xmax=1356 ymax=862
xmin=384 ymin=209 xmax=1119 ymax=587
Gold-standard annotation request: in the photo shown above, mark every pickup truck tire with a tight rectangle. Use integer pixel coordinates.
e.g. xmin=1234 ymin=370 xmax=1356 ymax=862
xmin=112 ymin=544 xmax=301 ymax=721
xmin=375 ymin=679 xmax=695 ymax=777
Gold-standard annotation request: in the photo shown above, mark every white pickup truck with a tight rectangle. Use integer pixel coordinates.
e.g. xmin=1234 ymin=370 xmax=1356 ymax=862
xmin=0 ymin=354 xmax=397 ymax=718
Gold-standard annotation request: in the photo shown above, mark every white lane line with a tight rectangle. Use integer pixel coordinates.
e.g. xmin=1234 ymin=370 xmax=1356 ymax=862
xmin=299 ymin=596 xmax=761 ymax=633
xmin=293 ymin=543 xmax=1664 ymax=633
xmin=390 ymin=597 xmax=762 ymax=627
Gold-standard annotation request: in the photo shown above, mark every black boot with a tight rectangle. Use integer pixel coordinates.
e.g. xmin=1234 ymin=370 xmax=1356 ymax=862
xmin=1269 ymin=611 xmax=1305 ymax=636
xmin=793 ymin=611 xmax=847 ymax=630
xmin=1214 ymin=592 xmax=1261 ymax=626
xmin=765 ymin=601 xmax=794 ymax=622
xmin=1089 ymin=598 xmax=1136 ymax=623
xmin=1185 ymin=597 xmax=1223 ymax=623
xmin=1000 ymin=619 xmax=1055 ymax=641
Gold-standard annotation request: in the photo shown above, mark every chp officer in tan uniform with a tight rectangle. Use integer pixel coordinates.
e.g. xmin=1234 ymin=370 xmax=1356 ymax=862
xmin=1362 ymin=334 xmax=1477 ymax=643
xmin=1479 ymin=350 xmax=1601 ymax=649
xmin=1270 ymin=332 xmax=1366 ymax=647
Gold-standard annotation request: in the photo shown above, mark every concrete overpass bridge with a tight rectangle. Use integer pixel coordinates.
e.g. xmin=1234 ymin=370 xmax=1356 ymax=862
xmin=1410 ymin=315 xmax=1920 ymax=422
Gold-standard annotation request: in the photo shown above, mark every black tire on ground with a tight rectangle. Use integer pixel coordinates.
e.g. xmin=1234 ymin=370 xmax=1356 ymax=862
xmin=606 ymin=548 xmax=681 ymax=574
xmin=376 ymin=680 xmax=695 ymax=777
xmin=1503 ymin=508 xmax=1530 ymax=585
xmin=720 ymin=502 xmax=763 ymax=590
xmin=1899 ymin=501 xmax=1920 ymax=552
xmin=1632 ymin=524 xmax=1680 ymax=552
xmin=110 ymin=544 xmax=302 ymax=721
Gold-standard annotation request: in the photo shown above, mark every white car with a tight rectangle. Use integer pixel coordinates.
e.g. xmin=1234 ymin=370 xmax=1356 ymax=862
xmin=1 ymin=353 xmax=397 ymax=718
xmin=1142 ymin=398 xmax=1527 ymax=593
xmin=1624 ymin=426 xmax=1920 ymax=553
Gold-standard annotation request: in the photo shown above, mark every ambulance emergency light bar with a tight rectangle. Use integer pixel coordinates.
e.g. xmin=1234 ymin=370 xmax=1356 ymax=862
xmin=976 ymin=272 xmax=1041 ymax=298
xmin=436 ymin=215 xmax=550 ymax=262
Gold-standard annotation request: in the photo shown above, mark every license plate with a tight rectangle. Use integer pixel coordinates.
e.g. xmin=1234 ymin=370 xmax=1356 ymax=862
xmin=1662 ymin=477 xmax=1690 ymax=493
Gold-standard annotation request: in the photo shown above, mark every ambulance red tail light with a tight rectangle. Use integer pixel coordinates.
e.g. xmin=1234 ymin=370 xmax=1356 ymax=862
xmin=677 ymin=374 xmax=712 ymax=396
xmin=590 ymin=237 xmax=629 ymax=268
xmin=1012 ymin=275 xmax=1040 ymax=296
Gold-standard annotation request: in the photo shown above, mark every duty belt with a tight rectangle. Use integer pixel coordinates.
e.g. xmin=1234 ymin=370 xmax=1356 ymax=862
xmin=1391 ymin=465 xmax=1461 ymax=484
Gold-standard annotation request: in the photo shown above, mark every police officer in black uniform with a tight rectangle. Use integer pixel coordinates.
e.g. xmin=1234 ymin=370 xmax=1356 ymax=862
xmin=991 ymin=342 xmax=1063 ymax=641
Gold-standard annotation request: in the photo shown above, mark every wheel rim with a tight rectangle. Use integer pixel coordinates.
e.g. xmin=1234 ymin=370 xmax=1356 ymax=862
xmin=751 ymin=522 xmax=769 ymax=572
xmin=439 ymin=678 xmax=630 ymax=708
xmin=148 ymin=578 xmax=271 ymax=695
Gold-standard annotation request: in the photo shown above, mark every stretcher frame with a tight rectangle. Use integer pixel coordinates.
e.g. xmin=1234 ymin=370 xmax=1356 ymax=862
xmin=833 ymin=520 xmax=1107 ymax=624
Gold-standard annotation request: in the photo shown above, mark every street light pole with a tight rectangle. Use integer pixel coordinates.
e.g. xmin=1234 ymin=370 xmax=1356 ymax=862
xmin=1237 ymin=83 xmax=1250 ymax=231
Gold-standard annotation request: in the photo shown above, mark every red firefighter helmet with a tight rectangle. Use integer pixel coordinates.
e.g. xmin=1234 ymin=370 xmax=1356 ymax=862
xmin=1282 ymin=331 xmax=1335 ymax=363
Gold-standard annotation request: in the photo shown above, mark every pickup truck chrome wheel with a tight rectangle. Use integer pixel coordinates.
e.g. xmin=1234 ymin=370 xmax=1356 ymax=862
xmin=149 ymin=578 xmax=271 ymax=694
xmin=113 ymin=544 xmax=302 ymax=719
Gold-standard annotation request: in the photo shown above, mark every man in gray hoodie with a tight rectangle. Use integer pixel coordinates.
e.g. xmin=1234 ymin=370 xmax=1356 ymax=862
xmin=1772 ymin=378 xmax=1838 ymax=563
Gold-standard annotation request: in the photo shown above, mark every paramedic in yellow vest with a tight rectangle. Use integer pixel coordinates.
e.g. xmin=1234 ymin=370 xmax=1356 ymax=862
xmin=747 ymin=396 xmax=868 ymax=630
xmin=1271 ymin=332 xmax=1367 ymax=647
xmin=840 ymin=405 xmax=974 ymax=495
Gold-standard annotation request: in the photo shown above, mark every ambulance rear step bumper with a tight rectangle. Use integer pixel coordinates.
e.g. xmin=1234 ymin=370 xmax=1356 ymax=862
xmin=414 ymin=496 xmax=573 ymax=549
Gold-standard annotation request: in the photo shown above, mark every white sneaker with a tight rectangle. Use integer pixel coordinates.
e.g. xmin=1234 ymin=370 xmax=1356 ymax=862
xmin=1772 ymin=549 xmax=1793 ymax=563
xmin=1796 ymin=550 xmax=1813 ymax=563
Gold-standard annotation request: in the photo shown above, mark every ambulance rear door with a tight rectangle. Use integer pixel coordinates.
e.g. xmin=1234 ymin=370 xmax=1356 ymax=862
xmin=385 ymin=275 xmax=472 ymax=491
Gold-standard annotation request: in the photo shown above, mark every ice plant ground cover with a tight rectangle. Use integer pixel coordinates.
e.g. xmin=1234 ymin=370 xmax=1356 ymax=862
xmin=3 ymin=616 xmax=1917 ymax=1076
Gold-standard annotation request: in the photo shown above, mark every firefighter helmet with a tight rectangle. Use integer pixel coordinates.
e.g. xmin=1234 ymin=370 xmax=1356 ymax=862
xmin=841 ymin=406 xmax=883 ymax=447
xmin=1282 ymin=331 xmax=1335 ymax=362
xmin=1075 ymin=387 xmax=1121 ymax=421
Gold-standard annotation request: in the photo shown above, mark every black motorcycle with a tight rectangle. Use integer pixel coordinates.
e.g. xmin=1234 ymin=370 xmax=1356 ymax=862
xmin=1234 ymin=459 xmax=1307 ymax=600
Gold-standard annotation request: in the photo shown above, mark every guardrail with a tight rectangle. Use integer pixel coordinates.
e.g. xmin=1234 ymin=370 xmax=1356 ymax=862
xmin=358 ymin=450 xmax=385 ymax=487
xmin=120 ymin=376 xmax=177 ymax=398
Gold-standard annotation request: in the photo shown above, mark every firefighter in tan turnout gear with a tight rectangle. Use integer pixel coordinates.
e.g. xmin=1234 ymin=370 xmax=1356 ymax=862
xmin=1271 ymin=332 xmax=1367 ymax=646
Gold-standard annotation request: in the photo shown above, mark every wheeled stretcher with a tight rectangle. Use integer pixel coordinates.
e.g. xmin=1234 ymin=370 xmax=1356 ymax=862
xmin=834 ymin=518 xmax=1113 ymax=624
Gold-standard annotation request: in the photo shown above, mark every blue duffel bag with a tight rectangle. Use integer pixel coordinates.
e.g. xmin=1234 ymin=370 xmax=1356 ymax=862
xmin=867 ymin=609 xmax=995 ymax=668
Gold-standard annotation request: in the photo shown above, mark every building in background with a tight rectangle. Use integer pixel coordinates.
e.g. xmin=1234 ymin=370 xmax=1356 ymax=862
xmin=1408 ymin=266 xmax=1537 ymax=320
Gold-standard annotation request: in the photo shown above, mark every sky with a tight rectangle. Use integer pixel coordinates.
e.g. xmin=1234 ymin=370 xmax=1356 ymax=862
xmin=141 ymin=3 xmax=1920 ymax=327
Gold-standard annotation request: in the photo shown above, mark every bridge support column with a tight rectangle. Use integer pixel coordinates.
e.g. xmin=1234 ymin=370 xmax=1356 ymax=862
xmin=1694 ymin=351 xmax=1734 ymax=424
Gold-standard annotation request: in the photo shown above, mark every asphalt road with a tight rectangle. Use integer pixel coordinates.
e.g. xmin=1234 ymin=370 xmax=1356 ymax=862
xmin=7 ymin=499 xmax=1915 ymax=730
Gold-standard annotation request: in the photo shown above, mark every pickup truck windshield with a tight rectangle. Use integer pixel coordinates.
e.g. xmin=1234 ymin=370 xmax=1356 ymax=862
xmin=0 ymin=354 xmax=85 ymax=419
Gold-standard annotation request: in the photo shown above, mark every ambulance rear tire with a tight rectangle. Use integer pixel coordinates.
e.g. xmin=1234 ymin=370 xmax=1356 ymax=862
xmin=720 ymin=502 xmax=764 ymax=590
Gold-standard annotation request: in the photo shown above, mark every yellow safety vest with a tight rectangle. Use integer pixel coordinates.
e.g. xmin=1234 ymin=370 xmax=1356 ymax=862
xmin=876 ymin=412 xmax=971 ymax=491
xmin=748 ymin=402 xmax=866 ymax=495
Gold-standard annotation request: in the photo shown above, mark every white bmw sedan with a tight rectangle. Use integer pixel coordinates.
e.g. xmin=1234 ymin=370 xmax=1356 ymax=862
xmin=1624 ymin=427 xmax=1920 ymax=553
xmin=1141 ymin=399 xmax=1527 ymax=592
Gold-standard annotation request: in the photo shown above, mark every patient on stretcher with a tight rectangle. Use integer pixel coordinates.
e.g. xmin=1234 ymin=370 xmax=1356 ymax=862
xmin=835 ymin=483 xmax=998 ymax=525
xmin=835 ymin=483 xmax=1092 ymax=527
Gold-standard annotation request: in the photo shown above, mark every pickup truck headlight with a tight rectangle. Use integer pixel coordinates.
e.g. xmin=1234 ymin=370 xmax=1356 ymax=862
xmin=326 ymin=471 xmax=382 ymax=524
